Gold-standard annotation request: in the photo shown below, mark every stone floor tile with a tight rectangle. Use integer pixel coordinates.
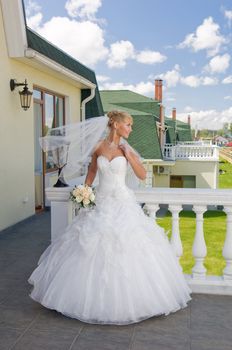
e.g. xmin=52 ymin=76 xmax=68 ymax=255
xmin=71 ymin=325 xmax=133 ymax=350
xmin=0 ymin=327 xmax=23 ymax=350
xmin=131 ymin=328 xmax=190 ymax=350
xmin=0 ymin=305 xmax=39 ymax=331
xmin=11 ymin=328 xmax=77 ymax=350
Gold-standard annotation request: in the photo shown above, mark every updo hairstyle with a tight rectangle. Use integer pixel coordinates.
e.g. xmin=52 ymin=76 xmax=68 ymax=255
xmin=107 ymin=110 xmax=133 ymax=128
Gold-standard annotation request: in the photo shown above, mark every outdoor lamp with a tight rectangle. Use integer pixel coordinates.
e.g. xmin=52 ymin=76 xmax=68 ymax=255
xmin=10 ymin=79 xmax=33 ymax=111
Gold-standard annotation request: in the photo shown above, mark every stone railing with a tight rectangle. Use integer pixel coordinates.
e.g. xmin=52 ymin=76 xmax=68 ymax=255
xmin=46 ymin=187 xmax=232 ymax=296
xmin=164 ymin=143 xmax=219 ymax=161
xmin=177 ymin=140 xmax=212 ymax=146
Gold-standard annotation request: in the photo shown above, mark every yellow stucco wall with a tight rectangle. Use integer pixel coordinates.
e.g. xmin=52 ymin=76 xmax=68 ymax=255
xmin=153 ymin=160 xmax=218 ymax=188
xmin=0 ymin=7 xmax=82 ymax=230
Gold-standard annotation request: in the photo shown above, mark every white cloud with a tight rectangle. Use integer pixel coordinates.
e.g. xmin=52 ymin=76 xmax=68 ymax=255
xmin=65 ymin=0 xmax=102 ymax=20
xmin=222 ymin=75 xmax=232 ymax=84
xmin=181 ymin=75 xmax=201 ymax=88
xmin=184 ymin=106 xmax=194 ymax=113
xmin=173 ymin=107 xmax=232 ymax=130
xmin=205 ymin=54 xmax=230 ymax=74
xmin=224 ymin=10 xmax=232 ymax=26
xmin=35 ymin=17 xmax=108 ymax=66
xmin=99 ymin=80 xmax=154 ymax=96
xmin=180 ymin=75 xmax=218 ymax=87
xmin=158 ymin=64 xmax=181 ymax=87
xmin=107 ymin=44 xmax=167 ymax=68
xmin=136 ymin=50 xmax=167 ymax=64
xmin=96 ymin=75 xmax=110 ymax=82
xmin=25 ymin=0 xmax=41 ymax=16
xmin=107 ymin=40 xmax=135 ymax=68
xmin=201 ymin=76 xmax=218 ymax=85
xmin=157 ymin=65 xmax=219 ymax=88
xmin=178 ymin=17 xmax=226 ymax=56
xmin=25 ymin=1 xmax=167 ymax=69
xmin=27 ymin=13 xmax=43 ymax=30
xmin=224 ymin=96 xmax=232 ymax=100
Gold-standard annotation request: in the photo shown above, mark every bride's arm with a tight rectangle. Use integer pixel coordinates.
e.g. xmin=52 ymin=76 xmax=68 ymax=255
xmin=84 ymin=152 xmax=98 ymax=186
xmin=119 ymin=144 xmax=146 ymax=180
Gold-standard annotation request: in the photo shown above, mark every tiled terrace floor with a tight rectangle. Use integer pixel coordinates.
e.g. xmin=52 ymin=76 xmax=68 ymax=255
xmin=0 ymin=211 xmax=232 ymax=350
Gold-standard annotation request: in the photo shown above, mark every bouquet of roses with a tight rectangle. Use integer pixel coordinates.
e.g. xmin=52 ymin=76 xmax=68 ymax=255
xmin=70 ymin=184 xmax=96 ymax=209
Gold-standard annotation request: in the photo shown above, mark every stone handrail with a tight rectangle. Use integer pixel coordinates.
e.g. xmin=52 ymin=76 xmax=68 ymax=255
xmin=46 ymin=187 xmax=232 ymax=295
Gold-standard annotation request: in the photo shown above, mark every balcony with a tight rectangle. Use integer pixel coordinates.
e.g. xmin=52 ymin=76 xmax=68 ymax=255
xmin=1 ymin=189 xmax=232 ymax=349
xmin=164 ymin=142 xmax=219 ymax=161
xmin=47 ymin=186 xmax=232 ymax=295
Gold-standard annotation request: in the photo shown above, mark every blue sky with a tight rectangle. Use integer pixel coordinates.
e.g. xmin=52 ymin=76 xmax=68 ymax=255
xmin=24 ymin=0 xmax=232 ymax=129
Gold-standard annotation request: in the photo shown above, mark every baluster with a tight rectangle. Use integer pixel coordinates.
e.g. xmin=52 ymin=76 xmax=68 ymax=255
xmin=145 ymin=204 xmax=159 ymax=220
xmin=223 ymin=206 xmax=232 ymax=280
xmin=169 ymin=205 xmax=183 ymax=261
xmin=192 ymin=205 xmax=207 ymax=278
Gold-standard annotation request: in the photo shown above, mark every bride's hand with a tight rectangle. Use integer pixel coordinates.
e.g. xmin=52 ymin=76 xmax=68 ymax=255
xmin=119 ymin=144 xmax=131 ymax=159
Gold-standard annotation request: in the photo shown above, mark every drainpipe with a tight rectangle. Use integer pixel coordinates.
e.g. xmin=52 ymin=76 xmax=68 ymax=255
xmin=81 ymin=87 xmax=96 ymax=121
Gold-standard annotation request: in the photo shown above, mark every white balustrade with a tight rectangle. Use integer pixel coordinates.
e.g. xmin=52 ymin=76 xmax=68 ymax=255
xmin=223 ymin=207 xmax=232 ymax=280
xmin=169 ymin=205 xmax=183 ymax=261
xmin=163 ymin=143 xmax=218 ymax=161
xmin=192 ymin=205 xmax=207 ymax=278
xmin=144 ymin=203 xmax=159 ymax=219
xmin=46 ymin=186 xmax=232 ymax=295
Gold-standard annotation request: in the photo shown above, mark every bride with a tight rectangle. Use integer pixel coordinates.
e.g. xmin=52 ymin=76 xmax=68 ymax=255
xmin=29 ymin=110 xmax=191 ymax=325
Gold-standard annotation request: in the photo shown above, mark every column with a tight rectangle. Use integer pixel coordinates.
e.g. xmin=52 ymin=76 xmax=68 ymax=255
xmin=223 ymin=206 xmax=232 ymax=280
xmin=46 ymin=187 xmax=72 ymax=243
xmin=169 ymin=205 xmax=183 ymax=261
xmin=192 ymin=205 xmax=207 ymax=278
xmin=144 ymin=203 xmax=159 ymax=220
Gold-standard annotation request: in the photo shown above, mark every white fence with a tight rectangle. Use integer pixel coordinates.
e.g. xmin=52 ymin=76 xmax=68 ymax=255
xmin=164 ymin=143 xmax=219 ymax=161
xmin=46 ymin=187 xmax=232 ymax=295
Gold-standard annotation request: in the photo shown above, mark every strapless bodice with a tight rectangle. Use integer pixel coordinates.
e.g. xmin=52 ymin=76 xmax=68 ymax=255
xmin=96 ymin=155 xmax=130 ymax=199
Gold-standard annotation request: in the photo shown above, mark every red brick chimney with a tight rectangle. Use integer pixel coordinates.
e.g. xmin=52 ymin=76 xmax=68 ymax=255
xmin=155 ymin=79 xmax=163 ymax=103
xmin=172 ymin=108 xmax=176 ymax=121
xmin=188 ymin=115 xmax=191 ymax=125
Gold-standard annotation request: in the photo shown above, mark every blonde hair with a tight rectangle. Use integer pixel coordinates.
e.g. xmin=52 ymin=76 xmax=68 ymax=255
xmin=107 ymin=110 xmax=133 ymax=127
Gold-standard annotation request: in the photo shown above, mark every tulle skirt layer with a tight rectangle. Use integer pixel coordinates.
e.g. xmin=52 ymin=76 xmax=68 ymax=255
xmin=29 ymin=193 xmax=191 ymax=325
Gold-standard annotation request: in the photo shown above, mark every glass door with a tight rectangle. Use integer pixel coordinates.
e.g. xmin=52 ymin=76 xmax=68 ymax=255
xmin=34 ymin=100 xmax=44 ymax=209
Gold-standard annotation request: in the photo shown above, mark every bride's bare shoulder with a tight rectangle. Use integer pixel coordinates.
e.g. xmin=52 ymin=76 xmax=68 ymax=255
xmin=93 ymin=139 xmax=105 ymax=155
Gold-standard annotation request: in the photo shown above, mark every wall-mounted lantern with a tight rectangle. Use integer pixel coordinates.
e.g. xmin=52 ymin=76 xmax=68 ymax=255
xmin=10 ymin=79 xmax=33 ymax=111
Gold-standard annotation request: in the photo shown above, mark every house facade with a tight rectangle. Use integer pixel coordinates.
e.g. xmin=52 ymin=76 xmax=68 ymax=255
xmin=100 ymin=86 xmax=219 ymax=190
xmin=0 ymin=0 xmax=103 ymax=230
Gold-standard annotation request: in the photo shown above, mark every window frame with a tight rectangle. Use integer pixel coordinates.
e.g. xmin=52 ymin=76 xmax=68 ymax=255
xmin=33 ymin=86 xmax=66 ymax=173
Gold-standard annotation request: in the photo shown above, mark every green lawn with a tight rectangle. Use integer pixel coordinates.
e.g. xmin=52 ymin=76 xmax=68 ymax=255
xmin=156 ymin=210 xmax=226 ymax=276
xmin=219 ymin=159 xmax=232 ymax=188
xmin=154 ymin=159 xmax=232 ymax=276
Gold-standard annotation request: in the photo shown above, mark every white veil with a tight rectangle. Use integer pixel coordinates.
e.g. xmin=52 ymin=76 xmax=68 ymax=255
xmin=39 ymin=115 xmax=140 ymax=188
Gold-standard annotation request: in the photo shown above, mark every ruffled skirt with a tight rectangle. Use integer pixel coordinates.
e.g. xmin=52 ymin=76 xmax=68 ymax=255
xmin=29 ymin=191 xmax=191 ymax=324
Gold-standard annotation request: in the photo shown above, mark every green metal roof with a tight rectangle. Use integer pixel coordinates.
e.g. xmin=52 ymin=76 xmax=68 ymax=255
xmin=100 ymin=90 xmax=162 ymax=159
xmin=164 ymin=118 xmax=192 ymax=143
xmin=128 ymin=115 xmax=162 ymax=159
xmin=165 ymin=118 xmax=177 ymax=144
xmin=100 ymin=90 xmax=160 ymax=116
xmin=26 ymin=28 xmax=103 ymax=118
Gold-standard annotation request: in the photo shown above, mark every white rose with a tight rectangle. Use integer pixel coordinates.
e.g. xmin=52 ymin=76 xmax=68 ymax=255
xmin=83 ymin=199 xmax=90 ymax=207
xmin=75 ymin=195 xmax=83 ymax=203
xmin=89 ymin=193 xmax=95 ymax=201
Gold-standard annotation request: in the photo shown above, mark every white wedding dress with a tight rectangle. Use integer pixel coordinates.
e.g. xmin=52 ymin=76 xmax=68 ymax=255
xmin=29 ymin=155 xmax=191 ymax=325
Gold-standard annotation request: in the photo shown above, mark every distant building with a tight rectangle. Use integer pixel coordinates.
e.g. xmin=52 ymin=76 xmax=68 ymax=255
xmin=213 ymin=136 xmax=229 ymax=147
xmin=100 ymin=84 xmax=218 ymax=190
